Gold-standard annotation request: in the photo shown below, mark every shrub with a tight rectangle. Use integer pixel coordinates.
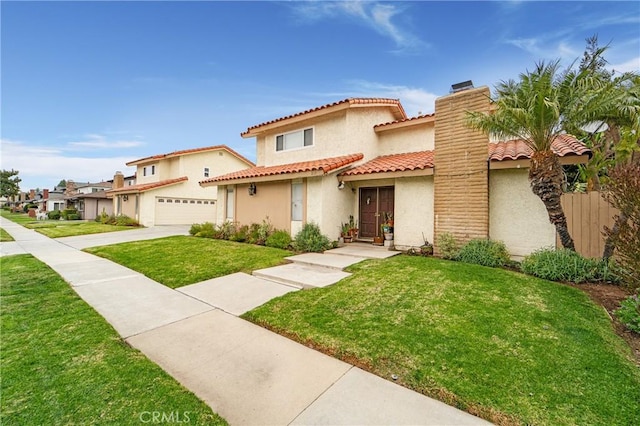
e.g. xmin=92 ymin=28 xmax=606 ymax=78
xmin=521 ymin=248 xmax=616 ymax=284
xmin=47 ymin=210 xmax=61 ymax=220
xmin=266 ymin=230 xmax=292 ymax=250
xmin=60 ymin=208 xmax=77 ymax=220
xmin=292 ymin=222 xmax=332 ymax=253
xmin=230 ymin=225 xmax=249 ymax=242
xmin=246 ymin=223 xmax=262 ymax=244
xmin=457 ymin=239 xmax=510 ymax=268
xmin=217 ymin=221 xmax=236 ymax=240
xmin=436 ymin=232 xmax=459 ymax=260
xmin=108 ymin=214 xmax=139 ymax=227
xmin=23 ymin=203 xmax=37 ymax=213
xmin=189 ymin=223 xmax=203 ymax=236
xmin=67 ymin=213 xmax=81 ymax=221
xmin=615 ymin=295 xmax=640 ymax=334
xmin=603 ymin=163 xmax=640 ymax=290
xmin=194 ymin=222 xmax=216 ymax=238
xmin=256 ymin=218 xmax=274 ymax=245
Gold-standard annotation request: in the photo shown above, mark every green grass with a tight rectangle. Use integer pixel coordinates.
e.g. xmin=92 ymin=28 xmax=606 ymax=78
xmin=0 ymin=254 xmax=226 ymax=425
xmin=0 ymin=210 xmax=135 ymax=237
xmin=0 ymin=227 xmax=14 ymax=241
xmin=244 ymin=255 xmax=640 ymax=426
xmin=85 ymin=236 xmax=291 ymax=288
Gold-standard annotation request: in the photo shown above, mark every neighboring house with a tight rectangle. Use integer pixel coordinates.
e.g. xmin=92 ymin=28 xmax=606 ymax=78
xmin=64 ymin=181 xmax=114 ymax=220
xmin=201 ymin=86 xmax=590 ymax=257
xmin=107 ymin=145 xmax=254 ymax=227
xmin=46 ymin=187 xmax=66 ymax=212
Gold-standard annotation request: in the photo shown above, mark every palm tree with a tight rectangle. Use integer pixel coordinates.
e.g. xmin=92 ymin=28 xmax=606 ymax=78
xmin=467 ymin=61 xmax=575 ymax=248
xmin=468 ymin=58 xmax=639 ymax=251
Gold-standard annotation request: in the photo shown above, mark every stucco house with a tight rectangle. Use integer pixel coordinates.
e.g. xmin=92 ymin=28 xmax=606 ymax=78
xmin=201 ymin=86 xmax=590 ymax=257
xmin=107 ymin=145 xmax=254 ymax=227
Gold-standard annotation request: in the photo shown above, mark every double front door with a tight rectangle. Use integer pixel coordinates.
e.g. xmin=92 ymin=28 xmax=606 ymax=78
xmin=359 ymin=187 xmax=394 ymax=238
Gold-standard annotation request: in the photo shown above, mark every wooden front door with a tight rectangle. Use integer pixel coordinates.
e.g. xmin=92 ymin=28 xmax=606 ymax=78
xmin=359 ymin=187 xmax=394 ymax=238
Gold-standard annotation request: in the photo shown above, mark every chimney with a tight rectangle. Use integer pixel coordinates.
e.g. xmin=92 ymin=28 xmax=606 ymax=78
xmin=29 ymin=189 xmax=36 ymax=200
xmin=43 ymin=189 xmax=49 ymax=199
xmin=433 ymin=85 xmax=491 ymax=253
xmin=65 ymin=180 xmax=76 ymax=196
xmin=113 ymin=171 xmax=124 ymax=189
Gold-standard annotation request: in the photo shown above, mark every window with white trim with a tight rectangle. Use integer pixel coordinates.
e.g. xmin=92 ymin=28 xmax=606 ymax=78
xmin=226 ymin=188 xmax=234 ymax=220
xmin=276 ymin=128 xmax=313 ymax=152
xmin=204 ymin=167 xmax=210 ymax=178
xmin=291 ymin=182 xmax=303 ymax=221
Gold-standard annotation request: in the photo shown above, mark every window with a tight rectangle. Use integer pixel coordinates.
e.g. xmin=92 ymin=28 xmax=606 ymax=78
xmin=226 ymin=188 xmax=234 ymax=220
xmin=143 ymin=167 xmax=147 ymax=177
xmin=204 ymin=167 xmax=210 ymax=178
xmin=276 ymin=128 xmax=313 ymax=151
xmin=291 ymin=182 xmax=303 ymax=221
xmin=151 ymin=165 xmax=156 ymax=175
xmin=143 ymin=165 xmax=156 ymax=176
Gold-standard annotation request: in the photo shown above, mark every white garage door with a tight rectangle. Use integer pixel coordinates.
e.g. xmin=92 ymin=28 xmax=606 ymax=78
xmin=155 ymin=197 xmax=217 ymax=225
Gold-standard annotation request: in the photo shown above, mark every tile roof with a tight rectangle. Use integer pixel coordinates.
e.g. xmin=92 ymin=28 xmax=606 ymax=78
xmin=126 ymin=145 xmax=254 ymax=167
xmin=340 ymin=151 xmax=434 ymax=177
xmin=374 ymin=113 xmax=436 ymax=130
xmin=242 ymin=98 xmax=407 ymax=137
xmin=201 ymin=154 xmax=364 ymax=184
xmin=107 ymin=177 xmax=188 ymax=195
xmin=488 ymin=134 xmax=590 ymax=161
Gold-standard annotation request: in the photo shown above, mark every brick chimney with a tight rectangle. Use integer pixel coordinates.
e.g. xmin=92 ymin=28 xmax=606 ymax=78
xmin=113 ymin=171 xmax=124 ymax=189
xmin=433 ymin=85 xmax=491 ymax=252
xmin=65 ymin=180 xmax=77 ymax=196
xmin=43 ymin=189 xmax=49 ymax=199
xmin=29 ymin=189 xmax=35 ymax=200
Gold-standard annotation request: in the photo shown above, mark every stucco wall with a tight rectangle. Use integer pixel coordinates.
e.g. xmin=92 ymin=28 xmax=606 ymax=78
xmin=235 ymin=181 xmax=291 ymax=231
xmin=376 ymin=123 xmax=434 ymax=155
xmin=306 ymin=174 xmax=357 ymax=240
xmin=394 ymin=177 xmax=434 ymax=250
xmin=489 ymin=168 xmax=555 ymax=258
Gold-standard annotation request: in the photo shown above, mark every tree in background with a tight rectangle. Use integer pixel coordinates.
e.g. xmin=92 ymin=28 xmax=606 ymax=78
xmin=56 ymin=179 xmax=67 ymax=189
xmin=1 ymin=169 xmax=21 ymax=199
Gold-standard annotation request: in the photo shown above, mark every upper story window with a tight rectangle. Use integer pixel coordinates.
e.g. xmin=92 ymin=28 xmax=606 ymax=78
xmin=204 ymin=167 xmax=210 ymax=178
xmin=276 ymin=128 xmax=313 ymax=152
xmin=143 ymin=165 xmax=156 ymax=177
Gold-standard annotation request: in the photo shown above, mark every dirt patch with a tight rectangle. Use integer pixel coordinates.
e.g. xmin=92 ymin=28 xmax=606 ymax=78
xmin=568 ymin=282 xmax=640 ymax=364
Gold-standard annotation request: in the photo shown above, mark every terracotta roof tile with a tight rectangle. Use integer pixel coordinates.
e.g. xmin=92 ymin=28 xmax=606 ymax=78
xmin=107 ymin=177 xmax=188 ymax=195
xmin=374 ymin=113 xmax=436 ymax=129
xmin=489 ymin=134 xmax=590 ymax=161
xmin=242 ymin=98 xmax=407 ymax=137
xmin=201 ymin=154 xmax=364 ymax=184
xmin=127 ymin=145 xmax=254 ymax=167
xmin=340 ymin=151 xmax=434 ymax=177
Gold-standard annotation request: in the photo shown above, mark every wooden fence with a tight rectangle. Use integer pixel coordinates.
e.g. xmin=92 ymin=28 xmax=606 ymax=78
xmin=558 ymin=192 xmax=618 ymax=259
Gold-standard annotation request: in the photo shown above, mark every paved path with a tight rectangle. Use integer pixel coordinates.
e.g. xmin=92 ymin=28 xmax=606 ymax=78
xmin=0 ymin=217 xmax=491 ymax=425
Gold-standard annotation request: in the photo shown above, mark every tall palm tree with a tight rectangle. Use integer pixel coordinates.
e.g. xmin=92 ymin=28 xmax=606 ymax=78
xmin=468 ymin=59 xmax=639 ymax=251
xmin=467 ymin=61 xmax=575 ymax=248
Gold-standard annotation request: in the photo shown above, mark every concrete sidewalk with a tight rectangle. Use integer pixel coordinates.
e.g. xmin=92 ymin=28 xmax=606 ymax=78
xmin=0 ymin=217 xmax=491 ymax=425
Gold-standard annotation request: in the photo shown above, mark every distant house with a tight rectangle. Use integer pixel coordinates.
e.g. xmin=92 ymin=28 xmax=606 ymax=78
xmin=46 ymin=187 xmax=66 ymax=212
xmin=107 ymin=145 xmax=254 ymax=226
xmin=63 ymin=181 xmax=114 ymax=220
xmin=201 ymin=87 xmax=590 ymax=257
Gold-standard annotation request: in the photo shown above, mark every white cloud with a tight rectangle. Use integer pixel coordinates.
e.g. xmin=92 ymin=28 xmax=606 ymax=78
xmin=67 ymin=134 xmax=145 ymax=150
xmin=290 ymin=1 xmax=425 ymax=53
xmin=0 ymin=139 xmax=135 ymax=190
xmin=610 ymin=57 xmax=640 ymax=73
xmin=342 ymin=80 xmax=439 ymax=116
xmin=505 ymin=37 xmax=579 ymax=63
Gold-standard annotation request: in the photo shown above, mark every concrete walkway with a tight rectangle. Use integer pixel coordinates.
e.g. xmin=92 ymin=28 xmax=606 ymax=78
xmin=0 ymin=217 xmax=491 ymax=425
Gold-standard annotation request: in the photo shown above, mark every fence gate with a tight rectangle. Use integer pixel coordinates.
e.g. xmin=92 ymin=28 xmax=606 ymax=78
xmin=559 ymin=192 xmax=618 ymax=259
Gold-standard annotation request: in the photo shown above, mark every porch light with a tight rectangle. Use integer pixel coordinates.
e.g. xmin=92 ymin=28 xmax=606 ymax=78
xmin=338 ymin=181 xmax=345 ymax=190
xmin=248 ymin=183 xmax=257 ymax=196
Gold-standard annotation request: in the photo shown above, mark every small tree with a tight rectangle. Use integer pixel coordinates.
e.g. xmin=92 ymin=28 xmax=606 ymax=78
xmin=603 ymin=163 xmax=640 ymax=290
xmin=0 ymin=169 xmax=21 ymax=199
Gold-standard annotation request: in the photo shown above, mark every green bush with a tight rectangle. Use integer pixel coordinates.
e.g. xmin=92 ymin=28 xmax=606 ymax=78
xmin=615 ymin=295 xmax=640 ymax=334
xmin=189 ymin=223 xmax=203 ymax=236
xmin=217 ymin=221 xmax=236 ymax=240
xmin=436 ymin=232 xmax=459 ymax=260
xmin=194 ymin=222 xmax=216 ymax=238
xmin=47 ymin=210 xmax=61 ymax=220
xmin=457 ymin=239 xmax=510 ymax=268
xmin=67 ymin=213 xmax=81 ymax=220
xmin=246 ymin=223 xmax=261 ymax=244
xmin=292 ymin=222 xmax=331 ymax=253
xmin=230 ymin=225 xmax=249 ymax=242
xmin=256 ymin=218 xmax=274 ymax=245
xmin=521 ymin=248 xmax=617 ymax=284
xmin=23 ymin=203 xmax=37 ymax=213
xmin=61 ymin=208 xmax=77 ymax=220
xmin=95 ymin=211 xmax=111 ymax=224
xmin=113 ymin=214 xmax=139 ymax=227
xmin=266 ymin=230 xmax=292 ymax=250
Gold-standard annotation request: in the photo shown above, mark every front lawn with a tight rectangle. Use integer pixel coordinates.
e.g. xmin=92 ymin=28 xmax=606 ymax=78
xmin=0 ymin=254 xmax=226 ymax=425
xmin=0 ymin=227 xmax=14 ymax=241
xmin=84 ymin=236 xmax=291 ymax=288
xmin=1 ymin=210 xmax=135 ymax=237
xmin=244 ymin=255 xmax=640 ymax=425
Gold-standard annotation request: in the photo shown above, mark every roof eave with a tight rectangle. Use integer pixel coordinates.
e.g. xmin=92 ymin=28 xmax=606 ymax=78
xmin=201 ymin=169 xmax=328 ymax=186
xmin=341 ymin=168 xmax=434 ymax=181
xmin=489 ymin=153 xmax=590 ymax=170
xmin=374 ymin=115 xmax=435 ymax=133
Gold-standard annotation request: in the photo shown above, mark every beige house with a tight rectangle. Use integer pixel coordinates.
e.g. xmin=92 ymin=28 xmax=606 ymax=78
xmin=108 ymin=145 xmax=254 ymax=227
xmin=201 ymin=87 xmax=590 ymax=257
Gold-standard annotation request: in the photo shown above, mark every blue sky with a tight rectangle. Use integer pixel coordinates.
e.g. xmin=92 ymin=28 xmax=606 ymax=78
xmin=2 ymin=1 xmax=639 ymax=191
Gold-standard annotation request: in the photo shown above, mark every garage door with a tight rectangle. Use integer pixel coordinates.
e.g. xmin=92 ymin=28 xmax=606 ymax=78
xmin=155 ymin=197 xmax=217 ymax=225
